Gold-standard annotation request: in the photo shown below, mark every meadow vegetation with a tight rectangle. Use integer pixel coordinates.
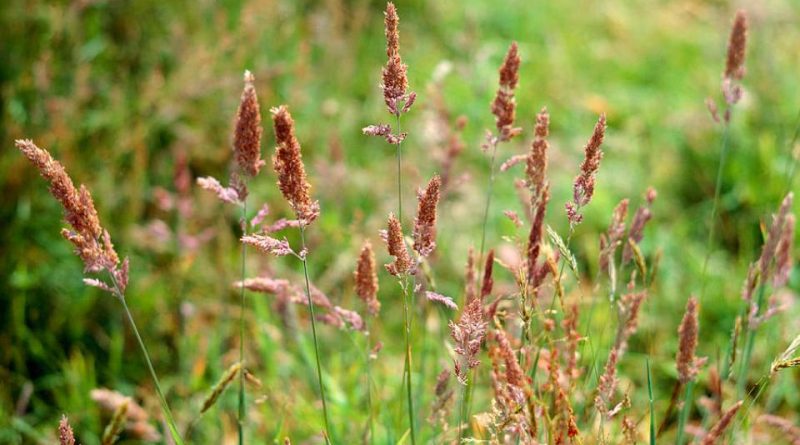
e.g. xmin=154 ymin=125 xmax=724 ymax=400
xmin=1 ymin=0 xmax=799 ymax=444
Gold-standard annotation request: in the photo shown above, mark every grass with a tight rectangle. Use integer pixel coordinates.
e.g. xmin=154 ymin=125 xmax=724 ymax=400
xmin=1 ymin=0 xmax=799 ymax=443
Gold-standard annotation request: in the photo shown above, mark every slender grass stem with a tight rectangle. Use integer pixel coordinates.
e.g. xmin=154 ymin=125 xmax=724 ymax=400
xmin=300 ymin=226 xmax=332 ymax=443
xmin=479 ymin=140 xmax=499 ymax=262
xmin=238 ymin=197 xmax=247 ymax=445
xmin=110 ymin=273 xmax=184 ymax=445
xmin=365 ymin=320 xmax=375 ymax=444
xmin=737 ymin=282 xmax=766 ymax=399
xmin=396 ymin=113 xmax=404 ymax=223
xmin=675 ymin=380 xmax=695 ymax=445
xmin=699 ymin=120 xmax=731 ymax=301
xmin=400 ymin=279 xmax=417 ymax=445
xmin=646 ymin=358 xmax=655 ymax=445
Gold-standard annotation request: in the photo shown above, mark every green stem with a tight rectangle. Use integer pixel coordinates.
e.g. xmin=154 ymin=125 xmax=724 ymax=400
xmin=699 ymin=120 xmax=731 ymax=301
xmin=300 ymin=226 xmax=332 ymax=443
xmin=365 ymin=320 xmax=375 ymax=445
xmin=479 ymin=140 xmax=499 ymax=262
xmin=238 ymin=198 xmax=247 ymax=445
xmin=646 ymin=358 xmax=655 ymax=445
xmin=675 ymin=380 xmax=695 ymax=445
xmin=396 ymin=113 xmax=404 ymax=223
xmin=400 ymin=279 xmax=417 ymax=445
xmin=737 ymin=282 xmax=767 ymax=399
xmin=113 ymin=281 xmax=184 ymax=445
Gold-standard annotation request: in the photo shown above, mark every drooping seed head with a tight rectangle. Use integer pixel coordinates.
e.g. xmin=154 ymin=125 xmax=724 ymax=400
xmin=15 ymin=140 xmax=120 ymax=274
xmin=480 ymin=249 xmax=494 ymax=300
xmin=271 ymin=105 xmax=319 ymax=224
xmin=234 ymin=70 xmax=265 ymax=176
xmin=354 ymin=241 xmax=380 ymax=316
xmin=701 ymin=401 xmax=743 ymax=445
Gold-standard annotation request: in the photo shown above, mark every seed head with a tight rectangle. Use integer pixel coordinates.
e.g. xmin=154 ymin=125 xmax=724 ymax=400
xmin=59 ymin=416 xmax=75 ymax=445
xmin=413 ymin=175 xmax=441 ymax=257
xmin=701 ymin=401 xmax=743 ymax=445
xmin=527 ymin=184 xmax=550 ymax=285
xmin=354 ymin=241 xmax=380 ymax=316
xmin=571 ymin=114 xmax=606 ymax=213
xmin=271 ymin=105 xmax=319 ymax=224
xmin=15 ymin=140 xmax=120 ymax=274
xmin=526 ymin=107 xmax=550 ymax=198
xmin=724 ymin=11 xmax=748 ymax=81
xmin=449 ymin=295 xmax=487 ymax=384
xmin=480 ymin=249 xmax=494 ymax=300
xmin=677 ymin=296 xmax=702 ymax=384
xmin=384 ymin=213 xmax=412 ymax=276
xmin=234 ymin=71 xmax=265 ymax=176
xmin=381 ymin=3 xmax=410 ymax=115
xmin=491 ymin=42 xmax=522 ymax=141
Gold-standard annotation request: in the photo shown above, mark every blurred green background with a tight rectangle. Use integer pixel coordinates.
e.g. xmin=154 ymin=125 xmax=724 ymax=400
xmin=1 ymin=0 xmax=799 ymax=443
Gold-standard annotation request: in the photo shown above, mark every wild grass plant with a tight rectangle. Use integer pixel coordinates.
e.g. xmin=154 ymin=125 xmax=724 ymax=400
xmin=2 ymin=1 xmax=800 ymax=444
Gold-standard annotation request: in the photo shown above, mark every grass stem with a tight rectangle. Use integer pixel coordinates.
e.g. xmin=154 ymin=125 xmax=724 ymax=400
xmin=238 ymin=197 xmax=247 ymax=445
xmin=300 ymin=226 xmax=332 ymax=443
xmin=400 ymin=279 xmax=417 ymax=445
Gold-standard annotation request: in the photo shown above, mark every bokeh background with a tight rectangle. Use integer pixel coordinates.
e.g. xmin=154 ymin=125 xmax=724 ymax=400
xmin=1 ymin=0 xmax=799 ymax=443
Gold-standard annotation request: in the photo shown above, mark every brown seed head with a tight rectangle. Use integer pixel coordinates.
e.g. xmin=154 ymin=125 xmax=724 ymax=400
xmin=774 ymin=214 xmax=795 ymax=288
xmin=701 ymin=401 xmax=743 ymax=445
xmin=526 ymin=107 xmax=550 ymax=198
xmin=381 ymin=3 xmax=409 ymax=114
xmin=465 ymin=247 xmax=477 ymax=302
xmin=677 ymin=296 xmax=701 ymax=384
xmin=384 ymin=213 xmax=412 ymax=276
xmin=491 ymin=42 xmax=522 ymax=141
xmin=16 ymin=140 xmax=119 ymax=273
xmin=449 ymin=295 xmax=487 ymax=384
xmin=355 ymin=241 xmax=380 ymax=316
xmin=271 ymin=106 xmax=319 ymax=224
xmin=724 ymin=11 xmax=748 ymax=81
xmin=572 ymin=114 xmax=606 ymax=211
xmin=480 ymin=249 xmax=495 ymax=300
xmin=59 ymin=415 xmax=76 ymax=445
xmin=527 ymin=184 xmax=551 ymax=285
xmin=234 ymin=71 xmax=265 ymax=176
xmin=413 ymin=175 xmax=441 ymax=257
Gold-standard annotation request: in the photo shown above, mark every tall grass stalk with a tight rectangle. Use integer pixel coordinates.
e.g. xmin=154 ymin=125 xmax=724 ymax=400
xmin=675 ymin=380 xmax=694 ymax=445
xmin=109 ymin=273 xmax=184 ymax=445
xmin=699 ymin=122 xmax=731 ymax=300
xmin=736 ymin=282 xmax=767 ymax=399
xmin=399 ymin=278 xmax=417 ymax=445
xmin=647 ymin=358 xmax=656 ymax=445
xmin=299 ymin=226 xmax=332 ymax=443
xmin=237 ymin=197 xmax=247 ymax=445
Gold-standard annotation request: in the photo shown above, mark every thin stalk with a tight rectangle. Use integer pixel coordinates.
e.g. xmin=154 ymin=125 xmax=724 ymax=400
xmin=737 ymin=282 xmax=767 ymax=399
xmin=675 ymin=380 xmax=695 ymax=445
xmin=479 ymin=140 xmax=500 ymax=262
xmin=238 ymin=198 xmax=247 ymax=445
xmin=111 ymin=277 xmax=184 ymax=445
xmin=646 ymin=358 xmax=655 ymax=445
xmin=396 ymin=113 xmax=404 ymax=223
xmin=782 ymin=107 xmax=800 ymax=194
xmin=400 ymin=279 xmax=417 ymax=445
xmin=365 ymin=320 xmax=375 ymax=445
xmin=300 ymin=226 xmax=332 ymax=443
xmin=699 ymin=120 xmax=731 ymax=301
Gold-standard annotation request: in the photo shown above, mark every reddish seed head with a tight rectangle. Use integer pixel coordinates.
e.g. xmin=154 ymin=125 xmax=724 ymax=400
xmin=384 ymin=213 xmax=412 ymax=276
xmin=491 ymin=42 xmax=522 ymax=141
xmin=569 ymin=114 xmax=606 ymax=222
xmin=527 ymin=184 xmax=551 ymax=285
xmin=381 ymin=2 xmax=410 ymax=114
xmin=480 ymin=249 xmax=494 ymax=300
xmin=59 ymin=415 xmax=75 ymax=445
xmin=15 ymin=140 xmax=120 ymax=274
xmin=413 ymin=175 xmax=441 ymax=257
xmin=677 ymin=296 xmax=702 ymax=384
xmin=234 ymin=70 xmax=265 ymax=176
xmin=271 ymin=105 xmax=319 ymax=224
xmin=526 ymin=107 xmax=550 ymax=199
xmin=354 ymin=241 xmax=380 ymax=316
xmin=701 ymin=401 xmax=743 ymax=445
xmin=724 ymin=10 xmax=748 ymax=81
